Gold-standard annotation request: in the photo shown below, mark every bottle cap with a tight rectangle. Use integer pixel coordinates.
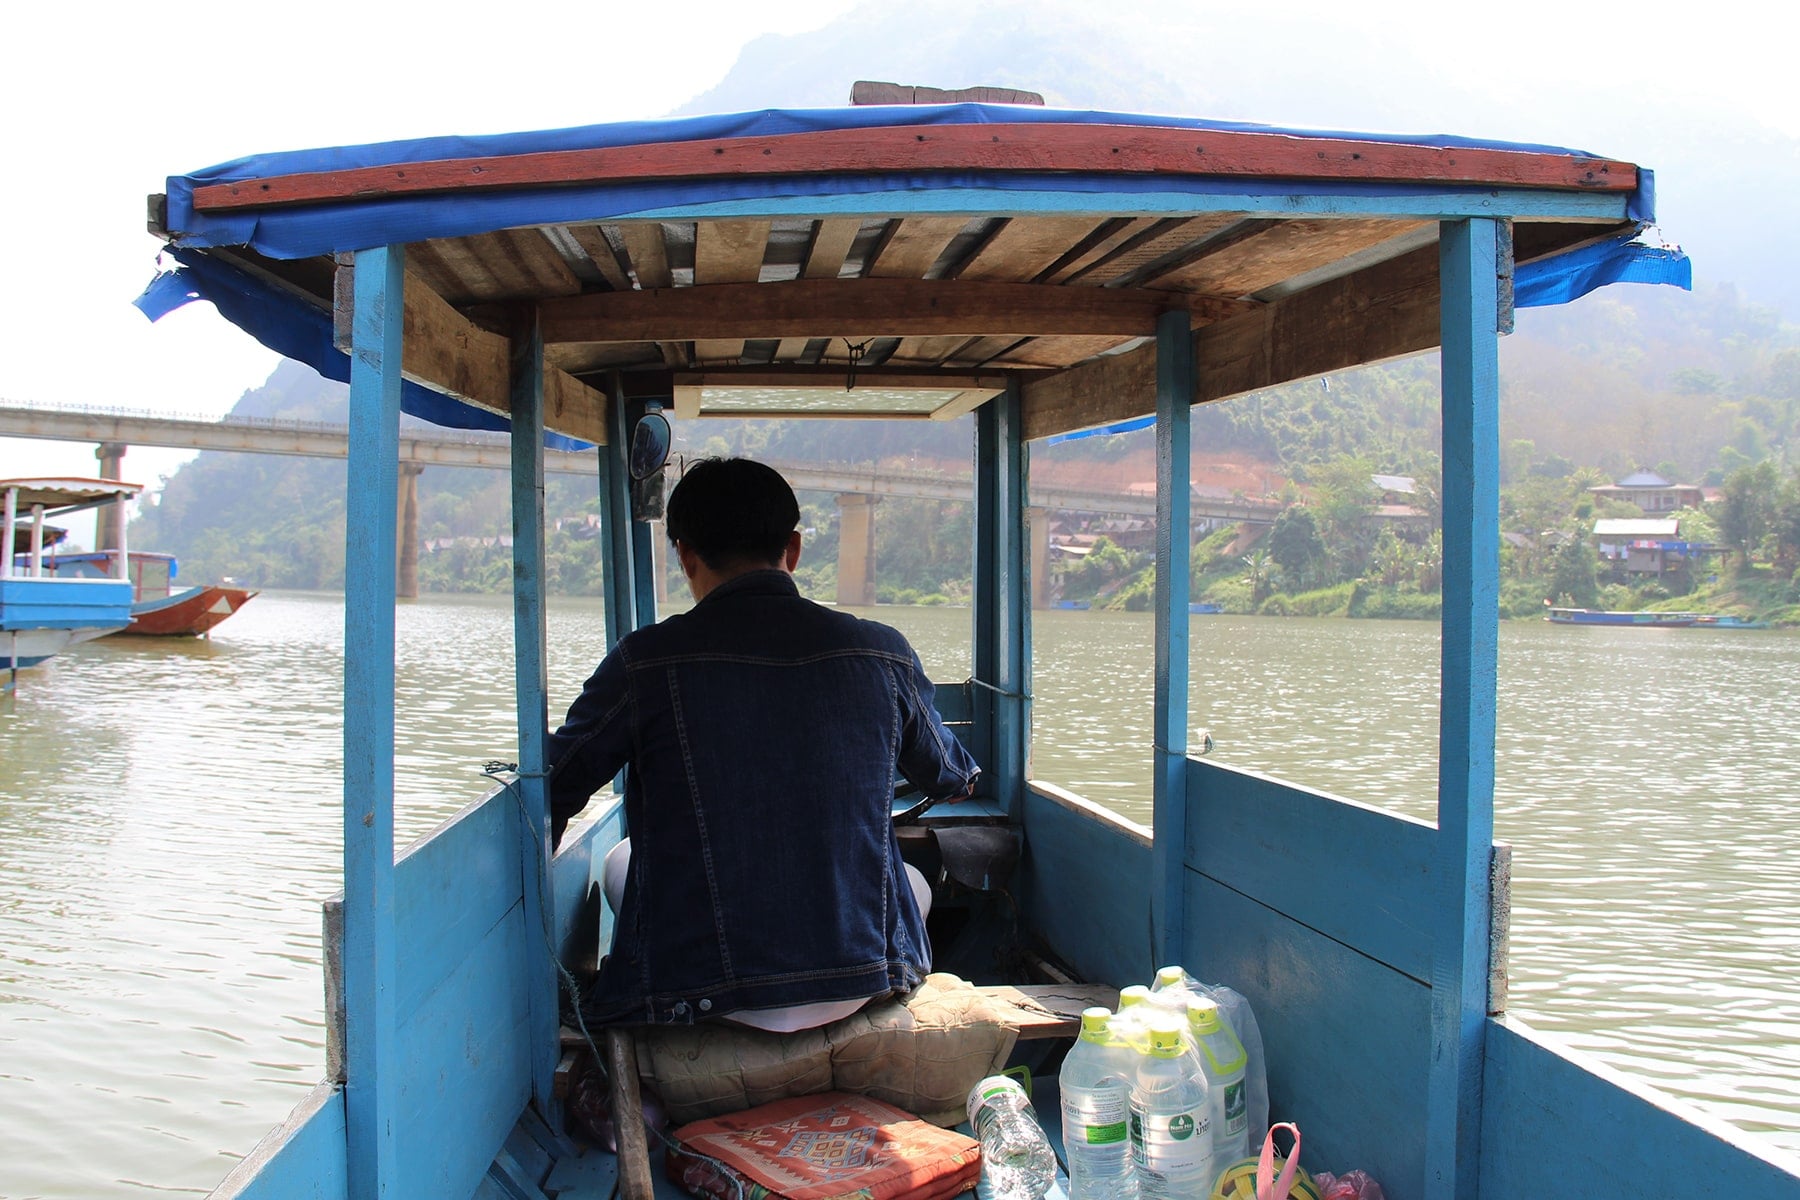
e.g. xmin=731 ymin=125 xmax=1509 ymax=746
xmin=1080 ymin=1007 xmax=1111 ymax=1040
xmin=1154 ymin=965 xmax=1186 ymax=990
xmin=1147 ymin=1018 xmax=1186 ymax=1058
xmin=1186 ymin=998 xmax=1222 ymax=1032
xmin=1117 ymin=985 xmax=1151 ymax=1009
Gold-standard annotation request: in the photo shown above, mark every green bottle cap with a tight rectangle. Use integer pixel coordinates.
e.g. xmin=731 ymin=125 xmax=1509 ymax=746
xmin=1186 ymin=998 xmax=1222 ymax=1033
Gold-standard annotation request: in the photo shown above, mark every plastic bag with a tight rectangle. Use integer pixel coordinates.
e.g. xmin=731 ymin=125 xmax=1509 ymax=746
xmin=1157 ymin=969 xmax=1271 ymax=1149
xmin=1312 ymin=1170 xmax=1386 ymax=1200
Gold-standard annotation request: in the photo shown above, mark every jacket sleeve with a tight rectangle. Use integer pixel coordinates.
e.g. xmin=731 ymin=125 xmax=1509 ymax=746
xmin=545 ymin=647 xmax=633 ymax=847
xmin=894 ymin=647 xmax=981 ymax=801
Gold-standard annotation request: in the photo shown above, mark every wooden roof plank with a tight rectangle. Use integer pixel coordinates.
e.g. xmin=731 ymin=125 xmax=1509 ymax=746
xmin=195 ymin=123 xmax=1639 ymax=213
xmin=1069 ymin=214 xmax=1243 ymax=285
xmin=869 ymin=217 xmax=969 ymax=279
xmin=538 ymin=278 xmax=1196 ymax=344
xmin=567 ymin=225 xmax=633 ymax=291
xmin=803 ymin=219 xmax=862 ymax=280
xmin=957 ymin=217 xmax=1109 ymax=282
xmin=1039 ymin=218 xmax=1159 ymax=284
xmin=618 ymin=223 xmax=673 ymax=289
xmin=1022 ymin=242 xmax=1441 ymax=441
xmin=410 ymin=235 xmax=507 ymax=303
xmin=694 ymin=219 xmax=770 ymax=365
xmin=496 ymin=228 xmax=584 ymax=296
xmin=1147 ymin=218 xmax=1427 ymax=297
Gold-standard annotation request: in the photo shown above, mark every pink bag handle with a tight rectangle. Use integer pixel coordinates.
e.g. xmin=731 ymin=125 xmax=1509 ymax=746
xmin=1256 ymin=1122 xmax=1302 ymax=1200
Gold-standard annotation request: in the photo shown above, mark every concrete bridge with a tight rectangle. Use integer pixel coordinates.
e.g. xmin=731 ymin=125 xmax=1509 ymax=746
xmin=0 ymin=400 xmax=1280 ymax=605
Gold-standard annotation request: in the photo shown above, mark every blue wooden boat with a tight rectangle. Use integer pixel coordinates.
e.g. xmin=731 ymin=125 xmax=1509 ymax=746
xmin=2 ymin=478 xmax=140 ymax=673
xmin=134 ymin=91 xmax=1800 ymax=1200
xmin=1545 ymin=606 xmax=1699 ymax=627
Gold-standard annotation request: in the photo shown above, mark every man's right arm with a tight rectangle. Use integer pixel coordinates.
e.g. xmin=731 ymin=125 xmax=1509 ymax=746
xmin=545 ymin=649 xmax=633 ymax=847
xmin=894 ymin=648 xmax=981 ymax=801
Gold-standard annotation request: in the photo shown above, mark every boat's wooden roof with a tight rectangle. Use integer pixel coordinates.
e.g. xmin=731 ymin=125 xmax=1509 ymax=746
xmin=1 ymin=477 xmax=145 ymax=508
xmin=150 ymin=102 xmax=1652 ymax=446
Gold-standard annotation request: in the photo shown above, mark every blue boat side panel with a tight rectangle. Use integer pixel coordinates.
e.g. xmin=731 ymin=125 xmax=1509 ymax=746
xmin=394 ymin=899 xmax=534 ymax=1197
xmin=0 ymin=577 xmax=133 ymax=630
xmin=1187 ymin=760 xmax=1435 ymax=983
xmin=387 ymin=790 xmax=526 ymax=1019
xmin=209 ymin=1082 xmax=348 ymax=1200
xmin=1481 ymin=1018 xmax=1800 ymax=1200
xmin=1184 ymin=873 xmax=1429 ymax=1200
xmin=1019 ymin=784 xmax=1152 ymax=987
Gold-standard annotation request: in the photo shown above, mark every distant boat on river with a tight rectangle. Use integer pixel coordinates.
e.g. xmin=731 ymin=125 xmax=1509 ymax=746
xmin=1546 ymin=607 xmax=1769 ymax=629
xmin=3 ymin=478 xmax=141 ymax=672
xmin=43 ymin=550 xmax=257 ymax=637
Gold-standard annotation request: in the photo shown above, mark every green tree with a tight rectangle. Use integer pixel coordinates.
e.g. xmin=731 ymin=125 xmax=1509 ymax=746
xmin=1266 ymin=506 xmax=1326 ymax=589
xmin=1549 ymin=534 xmax=1600 ymax=607
xmin=1716 ymin=461 xmax=1780 ymax=566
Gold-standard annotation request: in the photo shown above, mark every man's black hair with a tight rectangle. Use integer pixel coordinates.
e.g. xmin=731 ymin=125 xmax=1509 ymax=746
xmin=664 ymin=457 xmax=800 ymax=570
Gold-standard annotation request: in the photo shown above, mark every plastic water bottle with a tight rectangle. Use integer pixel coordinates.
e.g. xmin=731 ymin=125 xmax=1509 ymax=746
xmin=1128 ymin=1017 xmax=1215 ymax=1200
xmin=1059 ymin=1009 xmax=1139 ymax=1200
xmin=1146 ymin=965 xmax=1194 ymax=1016
xmin=967 ymin=1075 xmax=1059 ymax=1200
xmin=1111 ymin=984 xmax=1153 ymax=1047
xmin=1186 ymin=998 xmax=1249 ymax=1163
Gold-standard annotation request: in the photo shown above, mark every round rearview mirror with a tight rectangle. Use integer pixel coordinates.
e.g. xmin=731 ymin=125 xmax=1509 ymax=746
xmin=629 ymin=411 xmax=672 ymax=481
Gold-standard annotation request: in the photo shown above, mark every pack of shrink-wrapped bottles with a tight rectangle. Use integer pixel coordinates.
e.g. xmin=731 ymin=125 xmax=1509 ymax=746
xmin=967 ymin=966 xmax=1270 ymax=1200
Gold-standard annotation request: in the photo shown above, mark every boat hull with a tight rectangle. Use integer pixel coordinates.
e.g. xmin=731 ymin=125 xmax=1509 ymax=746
xmin=0 ymin=625 xmax=119 ymax=669
xmin=1545 ymin=607 xmax=1697 ymax=627
xmin=124 ymin=585 xmax=258 ymax=637
xmin=0 ymin=576 xmax=134 ymax=667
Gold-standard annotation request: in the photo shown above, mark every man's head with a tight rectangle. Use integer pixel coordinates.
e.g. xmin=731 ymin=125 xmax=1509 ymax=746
xmin=664 ymin=457 xmax=801 ymax=574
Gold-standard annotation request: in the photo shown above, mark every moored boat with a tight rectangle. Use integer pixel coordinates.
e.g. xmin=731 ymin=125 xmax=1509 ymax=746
xmin=128 ymin=85 xmax=1800 ymax=1200
xmin=2 ymin=478 xmax=141 ymax=672
xmin=43 ymin=549 xmax=258 ymax=636
xmin=1545 ymin=606 xmax=1698 ymax=627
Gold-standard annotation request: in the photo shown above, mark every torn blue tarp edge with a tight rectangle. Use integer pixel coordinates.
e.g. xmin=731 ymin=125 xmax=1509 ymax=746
xmin=1515 ymin=231 xmax=1691 ymax=308
xmin=133 ymin=250 xmax=593 ymax=450
xmin=1047 ymin=233 xmax=1690 ymax=444
xmin=160 ymin=103 xmax=1650 ymax=260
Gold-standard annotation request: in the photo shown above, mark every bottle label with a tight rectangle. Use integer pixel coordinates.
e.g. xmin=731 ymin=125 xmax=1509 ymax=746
xmin=1130 ymin=1106 xmax=1214 ymax=1198
xmin=1223 ymin=1080 xmax=1246 ymax=1131
xmin=1061 ymin=1083 xmax=1128 ymax=1146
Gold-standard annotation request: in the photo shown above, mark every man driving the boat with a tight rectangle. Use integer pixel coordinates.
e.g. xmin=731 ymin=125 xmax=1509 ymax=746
xmin=546 ymin=457 xmax=980 ymax=1029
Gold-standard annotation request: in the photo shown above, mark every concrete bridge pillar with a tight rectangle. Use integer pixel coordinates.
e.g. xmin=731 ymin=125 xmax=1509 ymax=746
xmin=1027 ymin=506 xmax=1050 ymax=610
xmin=397 ymin=463 xmax=423 ymax=599
xmin=651 ymin=524 xmax=669 ymax=604
xmin=835 ymin=493 xmax=879 ymax=608
xmin=94 ymin=443 xmax=127 ymax=552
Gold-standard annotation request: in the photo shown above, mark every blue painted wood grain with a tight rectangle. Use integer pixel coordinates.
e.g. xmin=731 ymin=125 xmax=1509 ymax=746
xmin=507 ymin=309 xmax=558 ymax=1118
xmin=1185 ymin=874 xmax=1430 ymax=1199
xmin=343 ymin=243 xmax=405 ymax=1199
xmin=210 ymin=1082 xmax=348 ymax=1200
xmin=1428 ymin=218 xmax=1500 ymax=1200
xmin=1481 ymin=1018 xmax=1800 ymax=1199
xmin=393 ymin=899 xmax=534 ymax=1197
xmin=1151 ymin=309 xmax=1193 ymax=966
xmin=626 ymin=187 xmax=1629 ymax=223
xmin=1187 ymin=760 xmax=1435 ymax=983
xmin=0 ymin=577 xmax=134 ymax=628
xmin=1018 ymin=783 xmax=1153 ymax=987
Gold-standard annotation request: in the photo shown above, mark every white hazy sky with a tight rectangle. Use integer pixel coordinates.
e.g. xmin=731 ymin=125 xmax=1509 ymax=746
xmin=2 ymin=0 xmax=1796 ymax=506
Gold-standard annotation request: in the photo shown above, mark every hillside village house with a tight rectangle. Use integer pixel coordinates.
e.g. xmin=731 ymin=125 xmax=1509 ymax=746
xmin=1589 ymin=470 xmax=1705 ymax=514
xmin=1593 ymin=517 xmax=1704 ymax=578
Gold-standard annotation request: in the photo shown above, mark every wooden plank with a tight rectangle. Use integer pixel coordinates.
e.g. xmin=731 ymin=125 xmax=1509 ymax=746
xmin=1021 ymin=242 xmax=1440 ymax=440
xmin=497 ymin=227 xmax=584 ymax=296
xmin=1481 ymin=1018 xmax=1800 ymax=1200
xmin=607 ymin=1028 xmax=656 ymax=1200
xmin=869 ymin=216 xmax=967 ymax=278
xmin=1067 ymin=214 xmax=1242 ymax=286
xmin=673 ymin=367 xmax=1008 ymax=392
xmin=981 ymin=984 xmax=1122 ymax=1038
xmin=1146 ymin=217 xmax=1426 ymax=297
xmin=1188 ymin=760 xmax=1436 ymax=982
xmin=695 ymin=219 xmax=769 ymax=364
xmin=803 ymin=218 xmax=862 ymax=280
xmin=209 ymin=1082 xmax=348 ymax=1200
xmin=850 ymin=81 xmax=1045 ymax=106
xmin=1151 ymin=309 xmax=1192 ymax=966
xmin=929 ymin=390 xmax=995 ymax=421
xmin=1039 ymin=218 xmax=1159 ymax=284
xmin=1186 ymin=873 xmax=1430 ymax=1200
xmin=1019 ymin=784 xmax=1152 ymax=990
xmin=618 ymin=223 xmax=672 ymax=289
xmin=540 ymin=279 xmax=1193 ymax=343
xmin=957 ymin=217 xmax=1107 ymax=281
xmin=567 ymin=224 xmax=633 ymax=291
xmin=196 ymin=123 xmax=1639 ymax=212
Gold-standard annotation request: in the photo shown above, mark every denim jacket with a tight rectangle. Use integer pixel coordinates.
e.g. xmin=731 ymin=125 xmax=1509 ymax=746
xmin=547 ymin=570 xmax=980 ymax=1025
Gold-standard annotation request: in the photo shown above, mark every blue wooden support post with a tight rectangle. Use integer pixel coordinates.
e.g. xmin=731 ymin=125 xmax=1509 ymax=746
xmin=1150 ymin=309 xmax=1193 ymax=967
xmin=1427 ymin=218 xmax=1501 ymax=1200
xmin=600 ymin=377 xmax=638 ymax=647
xmin=972 ymin=382 xmax=1030 ymax=815
xmin=508 ymin=306 xmax=559 ymax=1122
xmin=343 ymin=245 xmax=403 ymax=1200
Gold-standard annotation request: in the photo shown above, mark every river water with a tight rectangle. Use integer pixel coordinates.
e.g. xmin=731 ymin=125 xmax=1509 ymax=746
xmin=1 ymin=592 xmax=1797 ymax=1196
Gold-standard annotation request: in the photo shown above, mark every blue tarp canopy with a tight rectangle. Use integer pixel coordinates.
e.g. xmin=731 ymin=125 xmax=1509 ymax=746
xmin=139 ymin=103 xmax=1687 ymax=441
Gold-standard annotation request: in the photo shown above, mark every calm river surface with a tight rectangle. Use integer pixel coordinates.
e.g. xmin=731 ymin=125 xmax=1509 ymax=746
xmin=2 ymin=592 xmax=1797 ymax=1195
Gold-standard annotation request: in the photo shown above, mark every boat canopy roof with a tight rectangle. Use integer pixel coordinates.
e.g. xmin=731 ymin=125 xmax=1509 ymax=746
xmin=139 ymin=100 xmax=1688 ymax=446
xmin=1 ymin=477 xmax=145 ymax=510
